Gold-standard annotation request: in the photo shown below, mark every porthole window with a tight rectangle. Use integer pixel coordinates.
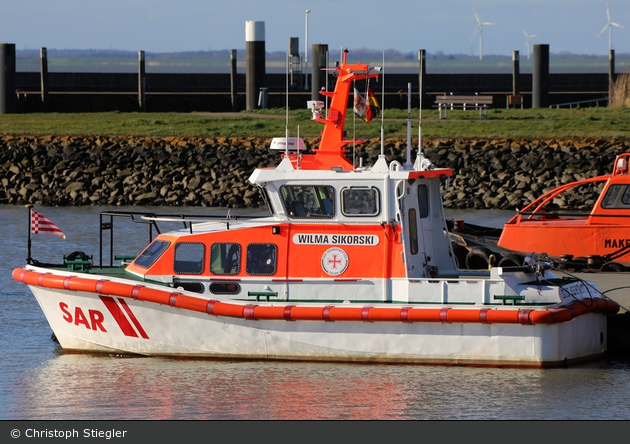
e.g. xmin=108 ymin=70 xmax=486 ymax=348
xmin=173 ymin=242 xmax=205 ymax=274
xmin=173 ymin=281 xmax=205 ymax=294
xmin=209 ymin=282 xmax=241 ymax=295
xmin=341 ymin=187 xmax=380 ymax=216
xmin=280 ymin=185 xmax=335 ymax=219
xmin=134 ymin=240 xmax=170 ymax=269
xmin=246 ymin=243 xmax=278 ymax=275
xmin=210 ymin=243 xmax=241 ymax=275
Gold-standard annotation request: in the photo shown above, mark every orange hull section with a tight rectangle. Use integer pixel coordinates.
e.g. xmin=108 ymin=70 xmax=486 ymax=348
xmin=498 ymin=223 xmax=630 ymax=260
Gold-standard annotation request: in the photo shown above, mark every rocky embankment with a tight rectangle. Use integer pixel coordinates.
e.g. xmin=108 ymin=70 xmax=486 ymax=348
xmin=1 ymin=134 xmax=629 ymax=210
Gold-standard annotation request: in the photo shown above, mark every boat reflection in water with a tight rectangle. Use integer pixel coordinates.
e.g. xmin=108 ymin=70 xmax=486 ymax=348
xmin=12 ymin=353 xmax=630 ymax=420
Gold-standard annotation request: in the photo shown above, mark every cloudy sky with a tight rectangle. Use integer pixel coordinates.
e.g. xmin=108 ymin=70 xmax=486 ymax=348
xmin=1 ymin=0 xmax=628 ymax=56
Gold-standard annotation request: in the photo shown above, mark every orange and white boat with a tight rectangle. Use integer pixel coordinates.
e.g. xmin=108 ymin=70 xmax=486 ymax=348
xmin=450 ymin=154 xmax=630 ymax=272
xmin=13 ymin=50 xmax=619 ymax=368
xmin=497 ymin=153 xmax=630 ymax=269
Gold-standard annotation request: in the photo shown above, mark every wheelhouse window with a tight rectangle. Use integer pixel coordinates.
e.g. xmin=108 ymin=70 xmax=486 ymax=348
xmin=134 ymin=240 xmax=170 ymax=269
xmin=280 ymin=185 xmax=335 ymax=219
xmin=602 ymin=185 xmax=630 ymax=209
xmin=341 ymin=187 xmax=380 ymax=216
xmin=210 ymin=243 xmax=241 ymax=275
xmin=173 ymin=242 xmax=205 ymax=274
xmin=246 ymin=243 xmax=278 ymax=275
xmin=408 ymin=208 xmax=419 ymax=255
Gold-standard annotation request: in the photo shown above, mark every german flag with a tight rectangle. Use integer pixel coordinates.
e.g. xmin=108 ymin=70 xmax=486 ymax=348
xmin=365 ymin=88 xmax=380 ymax=122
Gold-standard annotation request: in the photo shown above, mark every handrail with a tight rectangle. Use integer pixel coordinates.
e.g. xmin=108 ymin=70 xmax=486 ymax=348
xmin=99 ymin=210 xmax=268 ymax=268
xmin=549 ymin=97 xmax=609 ymax=109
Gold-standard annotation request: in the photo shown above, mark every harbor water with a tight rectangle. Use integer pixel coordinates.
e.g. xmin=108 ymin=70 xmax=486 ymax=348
xmin=1 ymin=205 xmax=630 ymax=420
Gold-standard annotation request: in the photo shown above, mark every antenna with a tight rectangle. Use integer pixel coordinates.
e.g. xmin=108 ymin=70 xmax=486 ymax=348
xmin=418 ymin=50 xmax=423 ymax=163
xmin=285 ymin=50 xmax=289 ymax=158
xmin=470 ymin=7 xmax=496 ymax=61
xmin=597 ymin=2 xmax=624 ymax=52
xmin=523 ymin=30 xmax=537 ymax=60
xmin=380 ymin=50 xmax=385 ymax=158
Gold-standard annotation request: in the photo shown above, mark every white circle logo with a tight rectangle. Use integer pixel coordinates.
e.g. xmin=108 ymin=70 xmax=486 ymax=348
xmin=321 ymin=247 xmax=349 ymax=276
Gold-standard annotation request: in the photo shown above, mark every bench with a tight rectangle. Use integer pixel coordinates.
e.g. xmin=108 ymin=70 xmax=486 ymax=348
xmin=434 ymin=94 xmax=493 ymax=119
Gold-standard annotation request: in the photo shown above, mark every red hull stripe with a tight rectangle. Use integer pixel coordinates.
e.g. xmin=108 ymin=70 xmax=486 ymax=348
xmin=118 ymin=298 xmax=149 ymax=339
xmin=99 ymin=295 xmax=140 ymax=338
xmin=12 ymin=268 xmax=620 ymax=326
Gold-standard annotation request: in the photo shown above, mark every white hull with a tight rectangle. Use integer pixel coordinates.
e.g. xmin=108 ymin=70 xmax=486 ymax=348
xmin=29 ymin=283 xmax=608 ymax=368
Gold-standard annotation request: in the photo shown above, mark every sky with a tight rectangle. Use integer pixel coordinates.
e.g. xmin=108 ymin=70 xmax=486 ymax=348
xmin=1 ymin=0 xmax=629 ymax=57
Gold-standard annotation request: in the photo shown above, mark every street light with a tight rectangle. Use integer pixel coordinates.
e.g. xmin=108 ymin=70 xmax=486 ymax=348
xmin=305 ymin=9 xmax=310 ymax=91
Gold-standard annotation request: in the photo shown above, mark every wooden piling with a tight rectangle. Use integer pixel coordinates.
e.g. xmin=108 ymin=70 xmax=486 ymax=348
xmin=138 ymin=50 xmax=146 ymax=111
xmin=0 ymin=43 xmax=16 ymax=113
xmin=532 ymin=44 xmax=549 ymax=108
xmin=245 ymin=21 xmax=265 ymax=111
xmin=40 ymin=47 xmax=48 ymax=107
xmin=418 ymin=50 xmax=426 ymax=109
xmin=230 ymin=49 xmax=238 ymax=112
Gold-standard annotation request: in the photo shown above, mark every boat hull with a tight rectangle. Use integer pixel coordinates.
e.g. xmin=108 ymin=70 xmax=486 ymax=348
xmin=26 ymin=279 xmax=610 ymax=369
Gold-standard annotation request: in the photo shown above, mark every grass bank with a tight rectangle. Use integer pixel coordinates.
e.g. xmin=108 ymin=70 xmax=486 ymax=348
xmin=1 ymin=107 xmax=629 ymax=139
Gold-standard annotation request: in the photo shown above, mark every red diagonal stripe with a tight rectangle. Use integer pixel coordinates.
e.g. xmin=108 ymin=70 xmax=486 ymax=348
xmin=118 ymin=298 xmax=149 ymax=339
xmin=99 ymin=296 xmax=139 ymax=338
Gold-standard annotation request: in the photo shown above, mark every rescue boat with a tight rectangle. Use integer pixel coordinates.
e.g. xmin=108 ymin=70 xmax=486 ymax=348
xmin=450 ymin=153 xmax=630 ymax=272
xmin=13 ymin=50 xmax=620 ymax=368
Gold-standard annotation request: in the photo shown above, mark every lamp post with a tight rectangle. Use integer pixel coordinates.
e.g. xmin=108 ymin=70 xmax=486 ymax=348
xmin=305 ymin=9 xmax=310 ymax=91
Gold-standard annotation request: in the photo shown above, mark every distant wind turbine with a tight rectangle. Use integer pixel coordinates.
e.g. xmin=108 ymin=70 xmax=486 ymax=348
xmin=597 ymin=2 xmax=624 ymax=51
xmin=470 ymin=7 xmax=496 ymax=61
xmin=523 ymin=30 xmax=537 ymax=60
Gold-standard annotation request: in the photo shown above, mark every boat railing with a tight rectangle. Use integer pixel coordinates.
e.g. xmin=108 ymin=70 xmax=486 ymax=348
xmin=516 ymin=208 xmax=630 ymax=222
xmin=98 ymin=210 xmax=266 ymax=268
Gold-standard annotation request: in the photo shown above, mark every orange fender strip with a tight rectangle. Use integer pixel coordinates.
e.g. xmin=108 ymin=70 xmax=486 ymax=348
xmin=12 ymin=267 xmax=620 ymax=325
xmin=253 ymin=305 xmax=289 ymax=320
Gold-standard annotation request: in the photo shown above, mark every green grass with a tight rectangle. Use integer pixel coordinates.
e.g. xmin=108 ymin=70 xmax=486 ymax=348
xmin=1 ymin=107 xmax=629 ymax=139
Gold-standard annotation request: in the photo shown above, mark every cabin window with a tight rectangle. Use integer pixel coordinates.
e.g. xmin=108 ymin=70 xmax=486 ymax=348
xmin=173 ymin=242 xmax=205 ymax=274
xmin=134 ymin=240 xmax=170 ymax=269
xmin=210 ymin=243 xmax=241 ymax=275
xmin=417 ymin=184 xmax=429 ymax=218
xmin=280 ymin=185 xmax=335 ymax=219
xmin=341 ymin=187 xmax=380 ymax=216
xmin=173 ymin=281 xmax=205 ymax=294
xmin=601 ymin=185 xmax=630 ymax=209
xmin=408 ymin=208 xmax=419 ymax=255
xmin=246 ymin=243 xmax=278 ymax=275
xmin=209 ymin=282 xmax=241 ymax=295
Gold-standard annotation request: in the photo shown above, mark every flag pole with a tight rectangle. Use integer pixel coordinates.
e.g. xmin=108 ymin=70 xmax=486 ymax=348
xmin=380 ymin=50 xmax=385 ymax=158
xmin=26 ymin=204 xmax=33 ymax=264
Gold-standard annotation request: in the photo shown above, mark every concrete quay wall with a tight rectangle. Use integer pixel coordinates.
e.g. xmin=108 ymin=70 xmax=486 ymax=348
xmin=1 ymin=135 xmax=629 ymax=209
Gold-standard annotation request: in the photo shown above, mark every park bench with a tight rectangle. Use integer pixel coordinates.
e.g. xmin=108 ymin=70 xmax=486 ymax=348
xmin=434 ymin=94 xmax=493 ymax=119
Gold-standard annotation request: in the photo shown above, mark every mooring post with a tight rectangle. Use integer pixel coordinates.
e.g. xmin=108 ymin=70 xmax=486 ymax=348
xmin=40 ymin=47 xmax=48 ymax=108
xmin=246 ymin=21 xmax=265 ymax=110
xmin=512 ymin=50 xmax=520 ymax=96
xmin=0 ymin=43 xmax=16 ymax=113
xmin=230 ymin=49 xmax=238 ymax=112
xmin=311 ymin=44 xmax=328 ymax=102
xmin=532 ymin=44 xmax=549 ymax=108
xmin=138 ymin=50 xmax=146 ymax=111
xmin=609 ymin=49 xmax=615 ymax=100
xmin=418 ymin=49 xmax=426 ymax=110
